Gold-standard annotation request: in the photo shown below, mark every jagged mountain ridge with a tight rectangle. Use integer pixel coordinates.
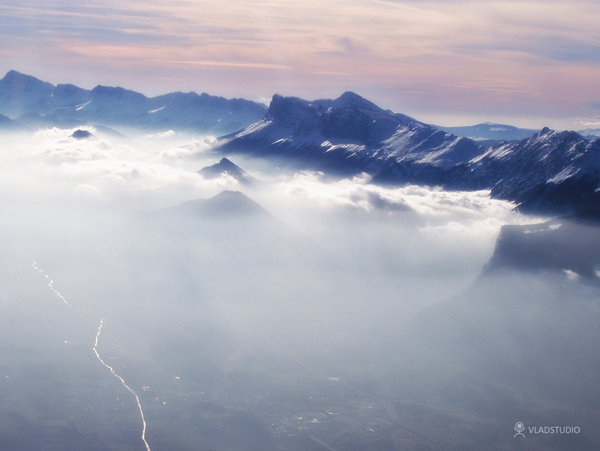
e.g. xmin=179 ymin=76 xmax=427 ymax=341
xmin=475 ymin=128 xmax=600 ymax=213
xmin=2 ymin=70 xmax=599 ymax=214
xmin=218 ymin=91 xmax=483 ymax=176
xmin=216 ymin=93 xmax=600 ymax=215
xmin=0 ymin=70 xmax=267 ymax=134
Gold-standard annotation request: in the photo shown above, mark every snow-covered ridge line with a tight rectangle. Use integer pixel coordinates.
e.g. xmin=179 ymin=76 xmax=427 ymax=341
xmin=215 ymin=94 xmax=600 ymax=215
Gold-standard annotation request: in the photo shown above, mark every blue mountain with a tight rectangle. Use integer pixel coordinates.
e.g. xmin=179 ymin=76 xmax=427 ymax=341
xmin=0 ymin=70 xmax=267 ymax=134
xmin=216 ymin=93 xmax=600 ymax=216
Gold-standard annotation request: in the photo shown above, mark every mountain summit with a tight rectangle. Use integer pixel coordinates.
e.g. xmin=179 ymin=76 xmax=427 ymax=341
xmin=198 ymin=158 xmax=256 ymax=186
xmin=0 ymin=70 xmax=54 ymax=117
xmin=263 ymin=91 xmax=413 ymax=145
xmin=217 ymin=92 xmax=472 ymax=177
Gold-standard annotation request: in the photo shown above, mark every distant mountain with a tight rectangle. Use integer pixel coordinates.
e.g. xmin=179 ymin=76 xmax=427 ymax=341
xmin=198 ymin=158 xmax=257 ymax=186
xmin=483 ymin=215 xmax=600 ymax=278
xmin=436 ymin=122 xmax=538 ymax=142
xmin=15 ymin=112 xmax=123 ymax=137
xmin=0 ymin=70 xmax=54 ymax=117
xmin=0 ymin=113 xmax=29 ymax=132
xmin=16 ymin=112 xmax=86 ymax=130
xmin=216 ymin=93 xmax=600 ymax=215
xmin=138 ymin=190 xmax=320 ymax=266
xmin=0 ymin=70 xmax=267 ymax=134
xmin=3 ymin=70 xmax=599 ymax=215
xmin=578 ymin=128 xmax=600 ymax=140
xmin=172 ymin=190 xmax=269 ymax=218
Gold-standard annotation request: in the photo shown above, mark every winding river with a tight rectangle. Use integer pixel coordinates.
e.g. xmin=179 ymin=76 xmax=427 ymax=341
xmin=32 ymin=260 xmax=152 ymax=451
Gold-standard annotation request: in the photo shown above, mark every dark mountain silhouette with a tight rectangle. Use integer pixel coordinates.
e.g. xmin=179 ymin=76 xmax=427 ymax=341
xmin=174 ymin=190 xmax=269 ymax=218
xmin=138 ymin=190 xmax=321 ymax=267
xmin=198 ymin=158 xmax=257 ymax=186
xmin=379 ymin=215 xmax=600 ymax=449
xmin=70 ymin=129 xmax=94 ymax=140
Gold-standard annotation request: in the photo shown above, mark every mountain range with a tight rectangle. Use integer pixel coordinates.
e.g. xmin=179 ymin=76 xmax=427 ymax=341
xmin=0 ymin=70 xmax=267 ymax=134
xmin=215 ymin=93 xmax=600 ymax=215
xmin=2 ymin=70 xmax=599 ymax=215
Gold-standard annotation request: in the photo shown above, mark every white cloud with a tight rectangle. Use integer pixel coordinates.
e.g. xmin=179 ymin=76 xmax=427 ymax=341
xmin=156 ymin=136 xmax=218 ymax=161
xmin=72 ymin=183 xmax=104 ymax=204
xmin=260 ymin=170 xmax=521 ymax=227
xmin=0 ymin=132 xmax=541 ymax=291
xmin=145 ymin=130 xmax=177 ymax=139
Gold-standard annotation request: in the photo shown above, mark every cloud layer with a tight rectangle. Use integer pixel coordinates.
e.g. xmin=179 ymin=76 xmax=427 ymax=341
xmin=3 ymin=127 xmax=588 ymax=450
xmin=0 ymin=128 xmax=539 ymax=324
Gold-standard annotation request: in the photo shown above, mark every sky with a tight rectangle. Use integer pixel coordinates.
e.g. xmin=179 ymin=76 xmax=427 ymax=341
xmin=1 ymin=0 xmax=600 ymax=129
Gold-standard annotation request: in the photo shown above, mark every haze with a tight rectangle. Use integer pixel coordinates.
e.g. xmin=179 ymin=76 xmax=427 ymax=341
xmin=0 ymin=126 xmax=544 ymax=449
xmin=0 ymin=120 xmax=598 ymax=450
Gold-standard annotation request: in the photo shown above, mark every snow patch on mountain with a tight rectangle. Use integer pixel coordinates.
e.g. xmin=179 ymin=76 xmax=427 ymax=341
xmin=548 ymin=166 xmax=580 ymax=184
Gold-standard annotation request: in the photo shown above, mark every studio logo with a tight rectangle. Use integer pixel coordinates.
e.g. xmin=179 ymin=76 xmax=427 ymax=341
xmin=513 ymin=421 xmax=581 ymax=438
xmin=514 ymin=422 xmax=526 ymax=438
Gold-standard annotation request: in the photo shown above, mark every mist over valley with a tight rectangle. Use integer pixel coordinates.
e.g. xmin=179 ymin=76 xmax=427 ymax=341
xmin=0 ymin=72 xmax=599 ymax=450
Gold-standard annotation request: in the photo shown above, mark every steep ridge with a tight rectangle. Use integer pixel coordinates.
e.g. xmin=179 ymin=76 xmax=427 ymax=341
xmin=484 ymin=129 xmax=600 ymax=213
xmin=217 ymin=92 xmax=474 ymax=176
